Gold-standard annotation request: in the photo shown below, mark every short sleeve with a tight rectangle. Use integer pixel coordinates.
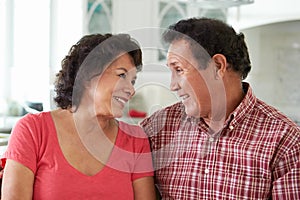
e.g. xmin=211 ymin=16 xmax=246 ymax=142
xmin=131 ymin=130 xmax=154 ymax=181
xmin=2 ymin=114 xmax=40 ymax=173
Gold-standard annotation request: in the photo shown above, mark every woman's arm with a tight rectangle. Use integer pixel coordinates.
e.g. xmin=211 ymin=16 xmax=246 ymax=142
xmin=133 ymin=176 xmax=156 ymax=200
xmin=1 ymin=159 xmax=34 ymax=200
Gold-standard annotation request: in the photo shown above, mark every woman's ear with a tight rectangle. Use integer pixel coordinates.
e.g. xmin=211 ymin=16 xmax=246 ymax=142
xmin=212 ymin=54 xmax=227 ymax=79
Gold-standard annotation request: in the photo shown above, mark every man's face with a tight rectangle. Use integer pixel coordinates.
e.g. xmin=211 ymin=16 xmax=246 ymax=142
xmin=167 ymin=39 xmax=212 ymax=118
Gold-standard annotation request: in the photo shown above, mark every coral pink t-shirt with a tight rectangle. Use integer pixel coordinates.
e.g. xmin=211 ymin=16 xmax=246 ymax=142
xmin=3 ymin=112 xmax=153 ymax=199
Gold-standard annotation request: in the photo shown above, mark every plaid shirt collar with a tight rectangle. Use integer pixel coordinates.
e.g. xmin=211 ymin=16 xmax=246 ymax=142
xmin=227 ymin=82 xmax=256 ymax=130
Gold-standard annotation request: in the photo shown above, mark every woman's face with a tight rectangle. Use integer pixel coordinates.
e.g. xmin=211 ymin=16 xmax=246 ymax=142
xmin=86 ymin=53 xmax=137 ymax=118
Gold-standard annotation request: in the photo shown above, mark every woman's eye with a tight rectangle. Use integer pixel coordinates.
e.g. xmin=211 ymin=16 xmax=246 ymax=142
xmin=118 ymin=73 xmax=126 ymax=78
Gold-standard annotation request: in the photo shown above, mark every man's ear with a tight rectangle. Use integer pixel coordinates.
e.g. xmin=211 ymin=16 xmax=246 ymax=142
xmin=212 ymin=54 xmax=227 ymax=79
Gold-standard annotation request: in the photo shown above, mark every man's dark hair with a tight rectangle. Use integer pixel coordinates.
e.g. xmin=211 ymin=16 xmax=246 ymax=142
xmin=163 ymin=17 xmax=251 ymax=80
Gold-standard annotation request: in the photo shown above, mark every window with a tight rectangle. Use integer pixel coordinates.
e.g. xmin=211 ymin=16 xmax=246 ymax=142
xmin=0 ymin=0 xmax=83 ymax=114
xmin=86 ymin=0 xmax=112 ymax=34
xmin=158 ymin=1 xmax=187 ymax=60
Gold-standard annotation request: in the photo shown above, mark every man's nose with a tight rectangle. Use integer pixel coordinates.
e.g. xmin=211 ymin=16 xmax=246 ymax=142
xmin=170 ymin=73 xmax=180 ymax=91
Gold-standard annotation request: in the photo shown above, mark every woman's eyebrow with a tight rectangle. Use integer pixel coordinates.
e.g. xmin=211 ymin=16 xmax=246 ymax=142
xmin=116 ymin=67 xmax=128 ymax=72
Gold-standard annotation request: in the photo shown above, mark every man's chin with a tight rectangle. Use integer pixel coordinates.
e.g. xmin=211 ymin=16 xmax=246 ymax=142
xmin=184 ymin=106 xmax=200 ymax=118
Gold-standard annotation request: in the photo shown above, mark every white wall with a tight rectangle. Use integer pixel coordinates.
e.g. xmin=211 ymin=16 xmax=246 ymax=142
xmin=242 ymin=20 xmax=300 ymax=123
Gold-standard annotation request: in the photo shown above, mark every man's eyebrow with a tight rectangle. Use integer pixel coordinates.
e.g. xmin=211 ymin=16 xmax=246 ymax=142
xmin=167 ymin=61 xmax=179 ymax=67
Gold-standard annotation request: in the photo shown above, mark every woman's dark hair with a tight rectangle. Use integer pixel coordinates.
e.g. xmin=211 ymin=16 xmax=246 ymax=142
xmin=54 ymin=33 xmax=142 ymax=109
xmin=163 ymin=17 xmax=251 ymax=80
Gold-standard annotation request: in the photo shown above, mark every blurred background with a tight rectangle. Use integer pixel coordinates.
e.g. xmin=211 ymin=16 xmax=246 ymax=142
xmin=0 ymin=0 xmax=299 ymax=135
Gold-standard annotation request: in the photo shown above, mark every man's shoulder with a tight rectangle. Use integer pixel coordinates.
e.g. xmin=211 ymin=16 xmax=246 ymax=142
xmin=140 ymin=102 xmax=183 ymax=127
xmin=163 ymin=101 xmax=184 ymax=113
xmin=254 ymin=98 xmax=299 ymax=131
xmin=148 ymin=101 xmax=183 ymax=119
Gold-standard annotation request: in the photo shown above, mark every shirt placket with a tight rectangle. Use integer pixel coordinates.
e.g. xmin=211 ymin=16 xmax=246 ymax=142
xmin=197 ymin=119 xmax=237 ymax=198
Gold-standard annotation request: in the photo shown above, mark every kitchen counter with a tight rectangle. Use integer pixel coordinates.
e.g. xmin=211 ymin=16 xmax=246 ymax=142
xmin=0 ymin=133 xmax=10 ymax=146
xmin=0 ymin=128 xmax=11 ymax=134
xmin=0 ymin=116 xmax=22 ymax=134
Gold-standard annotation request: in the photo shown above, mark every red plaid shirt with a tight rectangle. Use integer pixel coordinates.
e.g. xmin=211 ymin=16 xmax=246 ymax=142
xmin=140 ymin=83 xmax=300 ymax=199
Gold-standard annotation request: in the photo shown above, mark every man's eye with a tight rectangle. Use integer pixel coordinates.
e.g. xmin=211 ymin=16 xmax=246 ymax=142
xmin=118 ymin=73 xmax=126 ymax=78
xmin=175 ymin=67 xmax=183 ymax=73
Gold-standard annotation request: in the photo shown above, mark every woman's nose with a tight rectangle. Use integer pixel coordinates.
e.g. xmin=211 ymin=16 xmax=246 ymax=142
xmin=124 ymin=82 xmax=135 ymax=98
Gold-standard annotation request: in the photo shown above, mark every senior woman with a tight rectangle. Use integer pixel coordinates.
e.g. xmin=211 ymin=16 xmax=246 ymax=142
xmin=1 ymin=33 xmax=156 ymax=199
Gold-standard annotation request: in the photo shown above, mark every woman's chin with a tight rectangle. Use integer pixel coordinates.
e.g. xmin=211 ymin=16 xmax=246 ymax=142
xmin=114 ymin=114 xmax=123 ymax=118
xmin=111 ymin=110 xmax=124 ymax=119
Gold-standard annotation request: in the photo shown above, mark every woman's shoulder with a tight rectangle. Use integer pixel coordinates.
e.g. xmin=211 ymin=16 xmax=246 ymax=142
xmin=15 ymin=111 xmax=51 ymax=126
xmin=11 ymin=111 xmax=54 ymax=137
